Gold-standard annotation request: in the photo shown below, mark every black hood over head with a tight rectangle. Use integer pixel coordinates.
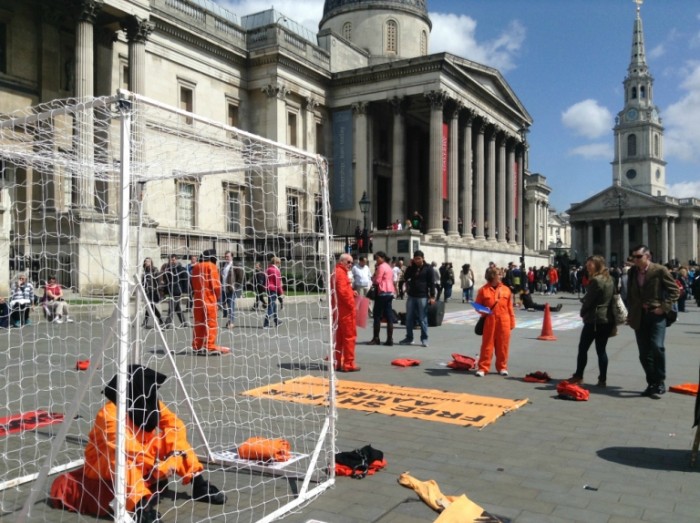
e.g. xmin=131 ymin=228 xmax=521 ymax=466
xmin=104 ymin=364 xmax=168 ymax=432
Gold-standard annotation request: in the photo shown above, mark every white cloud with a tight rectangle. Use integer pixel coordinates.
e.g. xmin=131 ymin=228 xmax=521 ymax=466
xmin=649 ymin=43 xmax=665 ymax=59
xmin=561 ymin=100 xmax=613 ymax=139
xmin=664 ymin=62 xmax=700 ymax=162
xmin=567 ymin=143 xmax=613 ymax=160
xmin=668 ymin=181 xmax=700 ymax=199
xmin=429 ymin=13 xmax=525 ymax=72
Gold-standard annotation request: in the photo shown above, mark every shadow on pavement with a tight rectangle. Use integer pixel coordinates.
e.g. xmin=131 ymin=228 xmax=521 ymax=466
xmin=597 ymin=446 xmax=699 ymax=472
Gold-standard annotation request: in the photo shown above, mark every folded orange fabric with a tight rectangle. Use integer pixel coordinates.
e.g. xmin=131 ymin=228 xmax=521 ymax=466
xmin=669 ymin=383 xmax=699 ymax=396
xmin=391 ymin=358 xmax=421 ymax=367
xmin=238 ymin=437 xmax=291 ymax=462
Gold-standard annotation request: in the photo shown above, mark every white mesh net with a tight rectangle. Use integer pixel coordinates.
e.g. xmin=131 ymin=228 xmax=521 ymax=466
xmin=0 ymin=91 xmax=336 ymax=522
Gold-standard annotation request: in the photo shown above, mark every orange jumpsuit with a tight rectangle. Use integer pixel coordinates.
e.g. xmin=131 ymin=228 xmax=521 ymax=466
xmin=84 ymin=401 xmax=203 ymax=512
xmin=475 ymin=282 xmax=516 ymax=374
xmin=332 ymin=263 xmax=357 ymax=371
xmin=191 ymin=260 xmax=228 ymax=353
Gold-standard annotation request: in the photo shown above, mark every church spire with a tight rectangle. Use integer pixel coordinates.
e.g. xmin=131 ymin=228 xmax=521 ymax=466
xmin=612 ymin=0 xmax=666 ymax=196
xmin=628 ymin=0 xmax=648 ymax=77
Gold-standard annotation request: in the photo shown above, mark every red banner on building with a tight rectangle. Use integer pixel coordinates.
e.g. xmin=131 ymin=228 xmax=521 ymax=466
xmin=442 ymin=123 xmax=449 ymax=200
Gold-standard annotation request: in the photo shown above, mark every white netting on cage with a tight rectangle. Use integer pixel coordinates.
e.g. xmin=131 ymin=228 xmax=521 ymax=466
xmin=0 ymin=91 xmax=336 ymax=523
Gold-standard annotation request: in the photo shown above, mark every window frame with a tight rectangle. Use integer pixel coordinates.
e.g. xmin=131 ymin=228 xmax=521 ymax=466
xmin=175 ymin=177 xmax=198 ymax=229
xmin=177 ymin=78 xmax=196 ymax=125
xmin=224 ymin=184 xmax=244 ymax=234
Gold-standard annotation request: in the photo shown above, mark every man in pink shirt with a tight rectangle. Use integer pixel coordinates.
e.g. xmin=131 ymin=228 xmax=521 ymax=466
xmin=367 ymin=251 xmax=395 ymax=346
xmin=263 ymin=257 xmax=284 ymax=328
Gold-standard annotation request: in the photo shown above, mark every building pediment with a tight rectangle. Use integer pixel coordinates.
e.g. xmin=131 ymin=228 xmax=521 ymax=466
xmin=568 ymin=186 xmax=678 ymax=221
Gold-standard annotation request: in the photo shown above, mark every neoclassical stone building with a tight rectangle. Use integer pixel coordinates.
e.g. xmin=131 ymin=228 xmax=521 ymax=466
xmin=0 ymin=0 xmax=551 ymax=293
xmin=568 ymin=3 xmax=700 ymax=266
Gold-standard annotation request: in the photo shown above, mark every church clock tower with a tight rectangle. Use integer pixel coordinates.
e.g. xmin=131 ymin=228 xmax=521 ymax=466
xmin=612 ymin=0 xmax=666 ymax=196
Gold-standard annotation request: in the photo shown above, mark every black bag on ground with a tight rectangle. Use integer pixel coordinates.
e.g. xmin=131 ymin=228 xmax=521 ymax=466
xmin=427 ymin=300 xmax=445 ymax=327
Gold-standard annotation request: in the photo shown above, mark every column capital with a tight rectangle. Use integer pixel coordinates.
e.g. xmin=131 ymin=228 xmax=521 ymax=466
xmin=449 ymin=101 xmax=463 ymax=120
xmin=122 ymin=16 xmax=155 ymax=44
xmin=304 ymin=96 xmax=320 ymax=111
xmin=389 ymin=95 xmax=409 ymax=115
xmin=73 ymin=0 xmax=104 ymax=23
xmin=424 ymin=89 xmax=448 ymax=109
xmin=463 ymin=109 xmax=475 ymax=125
xmin=262 ymin=83 xmax=290 ymax=100
xmin=351 ymin=101 xmax=369 ymax=115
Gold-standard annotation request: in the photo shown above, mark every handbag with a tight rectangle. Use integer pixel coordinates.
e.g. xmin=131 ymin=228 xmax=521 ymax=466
xmin=665 ymin=309 xmax=678 ymax=327
xmin=474 ymin=316 xmax=485 ymax=336
xmin=366 ymin=284 xmax=378 ymax=301
xmin=609 ymin=293 xmax=628 ymax=325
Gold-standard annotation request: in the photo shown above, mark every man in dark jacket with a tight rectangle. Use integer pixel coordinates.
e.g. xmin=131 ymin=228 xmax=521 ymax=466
xmin=162 ymin=255 xmax=190 ymax=328
xmin=399 ymin=250 xmax=435 ymax=347
xmin=627 ymin=244 xmax=680 ymax=398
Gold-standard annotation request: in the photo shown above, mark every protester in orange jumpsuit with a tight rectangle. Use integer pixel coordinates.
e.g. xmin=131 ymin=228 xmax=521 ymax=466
xmin=83 ymin=365 xmax=226 ymax=522
xmin=475 ymin=267 xmax=516 ymax=377
xmin=332 ymin=253 xmax=359 ymax=372
xmin=191 ymin=249 xmax=230 ymax=354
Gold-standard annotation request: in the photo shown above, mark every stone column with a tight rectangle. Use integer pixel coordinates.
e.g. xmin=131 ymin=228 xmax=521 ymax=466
xmin=587 ymin=222 xmax=594 ymax=257
xmin=642 ymin=218 xmax=649 ymax=247
xmin=605 ymin=221 xmax=612 ymax=264
xmin=461 ymin=112 xmax=473 ymax=240
xmin=506 ymin=140 xmax=516 ymax=245
xmin=669 ymin=218 xmax=676 ymax=262
xmin=486 ymin=126 xmax=496 ymax=242
xmin=661 ymin=217 xmax=669 ymax=264
xmin=261 ymin=83 xmax=291 ymax=231
xmin=352 ymin=101 xmax=369 ymax=226
xmin=623 ymin=220 xmax=630 ymax=260
xmin=390 ymin=96 xmax=406 ymax=226
xmin=497 ymin=132 xmax=507 ymax=244
xmin=518 ymin=146 xmax=525 ymax=249
xmin=425 ymin=91 xmax=447 ymax=237
xmin=448 ymin=106 xmax=460 ymax=238
xmin=303 ymin=97 xmax=319 ymax=202
xmin=474 ymin=121 xmax=485 ymax=240
xmin=74 ymin=0 xmax=102 ymax=209
xmin=122 ymin=16 xmax=154 ymax=180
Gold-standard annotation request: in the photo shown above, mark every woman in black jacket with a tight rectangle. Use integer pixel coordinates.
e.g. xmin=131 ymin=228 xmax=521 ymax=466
xmin=568 ymin=255 xmax=614 ymax=387
xmin=142 ymin=257 xmax=164 ymax=328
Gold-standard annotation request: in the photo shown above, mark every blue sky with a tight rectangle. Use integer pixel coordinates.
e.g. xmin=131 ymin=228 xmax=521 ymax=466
xmin=218 ymin=0 xmax=700 ymax=212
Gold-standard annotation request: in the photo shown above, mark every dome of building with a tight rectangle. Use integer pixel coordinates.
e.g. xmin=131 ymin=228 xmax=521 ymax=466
xmin=320 ymin=0 xmax=432 ymax=62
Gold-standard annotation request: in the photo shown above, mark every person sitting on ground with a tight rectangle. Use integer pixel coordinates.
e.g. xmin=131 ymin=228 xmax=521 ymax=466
xmin=519 ymin=288 xmax=562 ymax=312
xmin=83 ymin=365 xmax=226 ymax=522
xmin=43 ymin=275 xmax=74 ymax=323
xmin=9 ymin=274 xmax=34 ymax=327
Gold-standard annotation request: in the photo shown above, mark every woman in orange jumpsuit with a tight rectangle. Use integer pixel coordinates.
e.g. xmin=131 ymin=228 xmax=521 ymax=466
xmin=191 ymin=249 xmax=230 ymax=354
xmin=83 ymin=365 xmax=225 ymax=522
xmin=475 ymin=267 xmax=516 ymax=377
xmin=332 ymin=253 xmax=359 ymax=372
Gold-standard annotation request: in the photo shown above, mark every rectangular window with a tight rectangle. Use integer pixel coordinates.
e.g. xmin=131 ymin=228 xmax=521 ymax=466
xmin=95 ymin=179 xmax=109 ymax=213
xmin=226 ymin=188 xmax=242 ymax=234
xmin=314 ymin=194 xmax=323 ymax=233
xmin=287 ymin=191 xmax=300 ymax=233
xmin=227 ymin=102 xmax=238 ymax=129
xmin=179 ymin=83 xmax=194 ymax=125
xmin=315 ymin=122 xmax=324 ymax=156
xmin=176 ymin=181 xmax=196 ymax=228
xmin=287 ymin=112 xmax=297 ymax=147
xmin=0 ymin=23 xmax=6 ymax=74
xmin=120 ymin=59 xmax=129 ymax=90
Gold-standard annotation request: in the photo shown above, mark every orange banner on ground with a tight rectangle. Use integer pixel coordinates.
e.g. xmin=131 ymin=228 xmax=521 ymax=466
xmin=243 ymin=376 xmax=528 ymax=428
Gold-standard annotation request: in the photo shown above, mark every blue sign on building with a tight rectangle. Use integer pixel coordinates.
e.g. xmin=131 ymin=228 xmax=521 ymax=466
xmin=331 ymin=109 xmax=354 ymax=211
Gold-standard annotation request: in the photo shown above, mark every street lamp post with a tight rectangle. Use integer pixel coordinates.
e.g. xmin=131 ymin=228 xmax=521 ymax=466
xmin=519 ymin=125 xmax=529 ymax=270
xmin=359 ymin=191 xmax=371 ymax=254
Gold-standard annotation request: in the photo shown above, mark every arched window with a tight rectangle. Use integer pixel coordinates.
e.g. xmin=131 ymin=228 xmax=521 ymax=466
xmin=654 ymin=134 xmax=659 ymax=156
xmin=640 ymin=85 xmax=646 ymax=98
xmin=386 ymin=20 xmax=397 ymax=53
xmin=631 ymin=87 xmax=637 ymax=99
xmin=343 ymin=22 xmax=351 ymax=41
xmin=627 ymin=134 xmax=637 ymax=156
xmin=420 ymin=30 xmax=427 ymax=55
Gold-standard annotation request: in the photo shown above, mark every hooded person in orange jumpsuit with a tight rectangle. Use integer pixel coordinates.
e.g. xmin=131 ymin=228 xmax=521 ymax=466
xmin=83 ymin=365 xmax=226 ymax=523
xmin=332 ymin=253 xmax=359 ymax=372
xmin=191 ymin=249 xmax=230 ymax=354
xmin=474 ymin=267 xmax=516 ymax=377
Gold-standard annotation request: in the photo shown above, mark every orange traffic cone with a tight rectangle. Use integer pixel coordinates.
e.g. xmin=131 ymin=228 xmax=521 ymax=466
xmin=537 ymin=303 xmax=557 ymax=341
